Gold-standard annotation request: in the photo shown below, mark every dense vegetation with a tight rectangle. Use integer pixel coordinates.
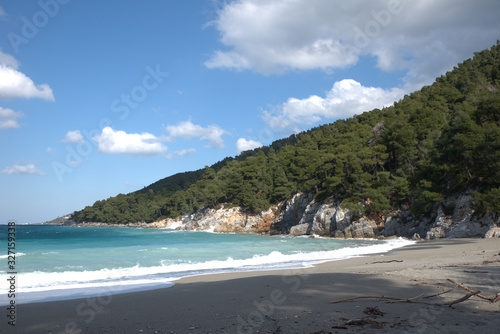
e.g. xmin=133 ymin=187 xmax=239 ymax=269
xmin=72 ymin=43 xmax=500 ymax=224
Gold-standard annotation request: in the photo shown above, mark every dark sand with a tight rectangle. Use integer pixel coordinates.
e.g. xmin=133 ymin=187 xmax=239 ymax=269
xmin=6 ymin=238 xmax=500 ymax=334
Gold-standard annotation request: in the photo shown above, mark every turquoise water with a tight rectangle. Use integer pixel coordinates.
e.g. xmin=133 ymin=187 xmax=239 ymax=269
xmin=0 ymin=225 xmax=413 ymax=304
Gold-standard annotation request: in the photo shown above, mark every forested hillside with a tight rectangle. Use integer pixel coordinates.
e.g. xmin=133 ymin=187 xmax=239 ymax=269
xmin=72 ymin=43 xmax=500 ymax=224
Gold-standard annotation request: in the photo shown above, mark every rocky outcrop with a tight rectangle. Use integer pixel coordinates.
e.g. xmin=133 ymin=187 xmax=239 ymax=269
xmin=425 ymin=193 xmax=498 ymax=239
xmin=273 ymin=194 xmax=383 ymax=238
xmin=380 ymin=209 xmax=430 ymax=238
xmin=154 ymin=205 xmax=277 ymax=233
xmin=278 ymin=192 xmax=498 ymax=239
xmin=485 ymin=227 xmax=500 ymax=238
xmin=147 ymin=191 xmax=499 ymax=239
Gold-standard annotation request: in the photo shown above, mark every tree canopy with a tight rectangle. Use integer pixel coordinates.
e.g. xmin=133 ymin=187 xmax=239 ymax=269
xmin=72 ymin=42 xmax=500 ymax=224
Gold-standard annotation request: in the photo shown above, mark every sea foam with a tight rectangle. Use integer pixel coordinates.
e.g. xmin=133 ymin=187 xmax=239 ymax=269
xmin=13 ymin=238 xmax=412 ymax=295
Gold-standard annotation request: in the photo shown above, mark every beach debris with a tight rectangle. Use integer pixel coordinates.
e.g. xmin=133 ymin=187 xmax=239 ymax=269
xmin=415 ymin=281 xmax=433 ymax=285
xmin=329 ymin=294 xmax=423 ymax=304
xmin=447 ymin=291 xmax=481 ymax=307
xmin=422 ymin=285 xmax=459 ymax=299
xmin=446 ymin=279 xmax=500 ymax=303
xmin=363 ymin=306 xmax=385 ymax=316
xmin=329 ymin=279 xmax=500 ymax=307
xmin=371 ymin=259 xmax=403 ymax=264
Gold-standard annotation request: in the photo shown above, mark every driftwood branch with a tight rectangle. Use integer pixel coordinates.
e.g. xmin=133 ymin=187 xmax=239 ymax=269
xmin=446 ymin=291 xmax=480 ymax=307
xmin=447 ymin=279 xmax=500 ymax=302
xmin=423 ymin=285 xmax=458 ymax=299
xmin=330 ymin=294 xmax=429 ymax=305
xmin=372 ymin=260 xmax=404 ymax=264
xmin=330 ymin=279 xmax=500 ymax=307
xmin=330 ymin=295 xmax=415 ymax=304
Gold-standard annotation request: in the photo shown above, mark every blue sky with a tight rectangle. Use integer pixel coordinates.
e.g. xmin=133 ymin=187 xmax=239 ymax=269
xmin=1 ymin=0 xmax=499 ymax=224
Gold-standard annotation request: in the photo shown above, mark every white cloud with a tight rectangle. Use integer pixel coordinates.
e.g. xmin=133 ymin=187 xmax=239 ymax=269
xmin=0 ymin=6 xmax=6 ymax=17
xmin=166 ymin=148 xmax=197 ymax=159
xmin=165 ymin=120 xmax=228 ymax=149
xmin=207 ymin=0 xmax=500 ymax=87
xmin=206 ymin=0 xmax=359 ymax=73
xmin=93 ymin=127 xmax=168 ymax=156
xmin=263 ymin=79 xmax=404 ymax=131
xmin=1 ymin=163 xmax=46 ymax=176
xmin=173 ymin=148 xmax=197 ymax=156
xmin=62 ymin=130 xmax=84 ymax=143
xmin=0 ymin=107 xmax=23 ymax=129
xmin=236 ymin=138 xmax=263 ymax=153
xmin=0 ymin=51 xmax=55 ymax=101
xmin=0 ymin=51 xmax=18 ymax=68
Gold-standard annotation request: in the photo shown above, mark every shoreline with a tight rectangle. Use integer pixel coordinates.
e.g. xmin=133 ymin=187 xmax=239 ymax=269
xmin=6 ymin=236 xmax=413 ymax=307
xmin=11 ymin=238 xmax=500 ymax=333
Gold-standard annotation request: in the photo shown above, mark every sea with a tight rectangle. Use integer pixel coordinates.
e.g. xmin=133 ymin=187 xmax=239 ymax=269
xmin=0 ymin=224 xmax=414 ymax=305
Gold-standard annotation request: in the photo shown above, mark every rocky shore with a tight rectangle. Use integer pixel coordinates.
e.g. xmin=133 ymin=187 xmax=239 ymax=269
xmin=67 ymin=191 xmax=500 ymax=240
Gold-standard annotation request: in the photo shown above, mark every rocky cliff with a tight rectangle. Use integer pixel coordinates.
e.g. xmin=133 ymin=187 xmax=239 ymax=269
xmin=152 ymin=192 xmax=499 ymax=239
xmin=156 ymin=205 xmax=278 ymax=233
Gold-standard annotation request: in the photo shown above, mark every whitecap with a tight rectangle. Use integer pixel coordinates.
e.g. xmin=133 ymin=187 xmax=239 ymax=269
xmin=0 ymin=252 xmax=26 ymax=259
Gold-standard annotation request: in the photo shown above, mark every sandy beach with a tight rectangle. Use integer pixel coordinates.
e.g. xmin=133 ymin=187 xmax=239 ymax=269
xmin=8 ymin=238 xmax=500 ymax=334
